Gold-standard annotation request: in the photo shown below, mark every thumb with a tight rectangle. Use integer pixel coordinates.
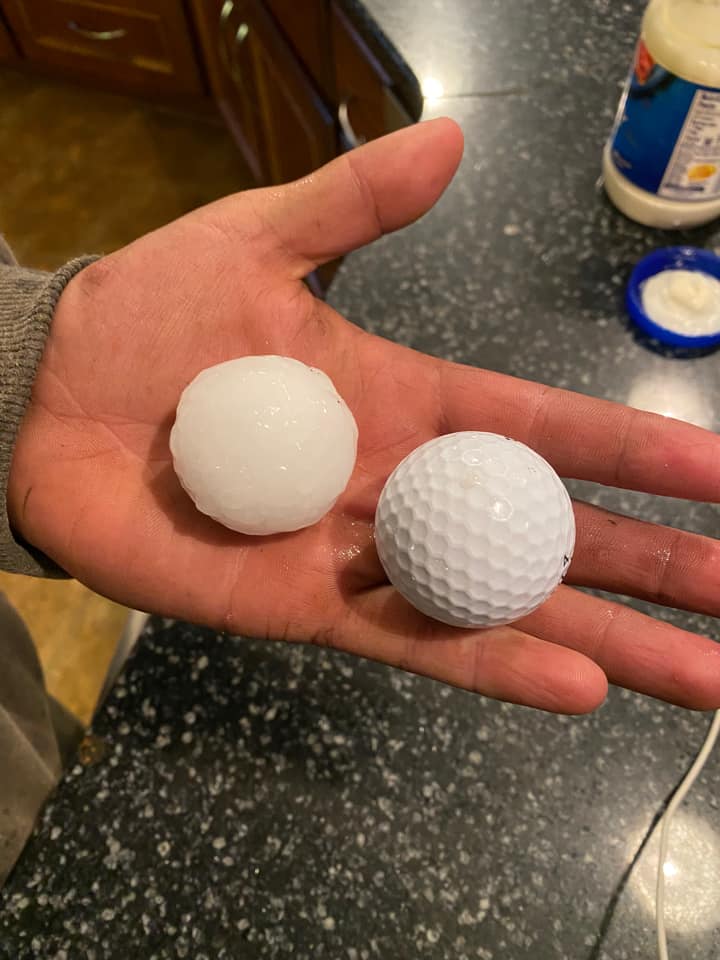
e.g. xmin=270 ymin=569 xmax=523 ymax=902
xmin=244 ymin=117 xmax=464 ymax=274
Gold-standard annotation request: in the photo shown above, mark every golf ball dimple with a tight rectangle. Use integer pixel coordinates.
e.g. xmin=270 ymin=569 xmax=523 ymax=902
xmin=170 ymin=355 xmax=358 ymax=535
xmin=374 ymin=432 xmax=575 ymax=629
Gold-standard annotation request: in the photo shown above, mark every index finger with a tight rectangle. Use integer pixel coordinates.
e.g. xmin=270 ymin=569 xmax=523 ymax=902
xmin=441 ymin=363 xmax=720 ymax=502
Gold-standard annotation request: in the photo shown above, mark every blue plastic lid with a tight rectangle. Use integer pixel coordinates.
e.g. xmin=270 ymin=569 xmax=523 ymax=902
xmin=626 ymin=246 xmax=720 ymax=349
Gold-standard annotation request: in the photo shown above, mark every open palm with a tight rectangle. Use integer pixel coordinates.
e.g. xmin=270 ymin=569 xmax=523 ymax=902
xmin=9 ymin=119 xmax=720 ymax=714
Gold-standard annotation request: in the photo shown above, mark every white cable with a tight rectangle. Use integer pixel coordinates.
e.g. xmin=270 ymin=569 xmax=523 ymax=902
xmin=656 ymin=709 xmax=720 ymax=960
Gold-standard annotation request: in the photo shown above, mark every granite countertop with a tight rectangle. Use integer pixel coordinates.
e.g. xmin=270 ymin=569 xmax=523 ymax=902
xmin=3 ymin=2 xmax=720 ymax=958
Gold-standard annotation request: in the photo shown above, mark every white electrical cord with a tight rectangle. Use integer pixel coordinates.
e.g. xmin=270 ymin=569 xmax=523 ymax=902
xmin=656 ymin=709 xmax=720 ymax=960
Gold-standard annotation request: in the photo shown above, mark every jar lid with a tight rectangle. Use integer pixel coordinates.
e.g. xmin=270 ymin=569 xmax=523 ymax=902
xmin=626 ymin=246 xmax=720 ymax=348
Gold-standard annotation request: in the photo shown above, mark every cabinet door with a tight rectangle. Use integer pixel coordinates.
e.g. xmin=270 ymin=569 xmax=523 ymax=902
xmin=0 ymin=15 xmax=18 ymax=61
xmin=264 ymin=0 xmax=333 ymax=102
xmin=249 ymin=0 xmax=335 ymax=184
xmin=215 ymin=0 xmax=265 ymax=181
xmin=331 ymin=0 xmax=413 ymax=148
xmin=2 ymin=0 xmax=203 ymax=95
xmin=191 ymin=0 xmax=335 ymax=186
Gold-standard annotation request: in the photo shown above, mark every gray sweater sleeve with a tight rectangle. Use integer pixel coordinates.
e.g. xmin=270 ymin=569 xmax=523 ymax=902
xmin=0 ymin=237 xmax=97 ymax=577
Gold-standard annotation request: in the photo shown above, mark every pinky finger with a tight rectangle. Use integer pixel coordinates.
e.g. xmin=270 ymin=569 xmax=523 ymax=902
xmin=519 ymin=585 xmax=720 ymax=710
xmin=340 ymin=588 xmax=609 ymax=715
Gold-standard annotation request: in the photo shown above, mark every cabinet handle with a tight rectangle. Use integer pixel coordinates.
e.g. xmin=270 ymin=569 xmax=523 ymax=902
xmin=338 ymin=98 xmax=366 ymax=149
xmin=219 ymin=0 xmax=249 ymax=43
xmin=67 ymin=21 xmax=127 ymax=41
xmin=218 ymin=15 xmax=249 ymax=86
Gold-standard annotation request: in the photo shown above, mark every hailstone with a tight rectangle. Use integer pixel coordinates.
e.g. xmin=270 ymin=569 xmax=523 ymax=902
xmin=170 ymin=355 xmax=358 ymax=535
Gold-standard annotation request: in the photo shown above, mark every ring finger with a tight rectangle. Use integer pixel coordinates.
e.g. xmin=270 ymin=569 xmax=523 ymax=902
xmin=569 ymin=501 xmax=720 ymax=616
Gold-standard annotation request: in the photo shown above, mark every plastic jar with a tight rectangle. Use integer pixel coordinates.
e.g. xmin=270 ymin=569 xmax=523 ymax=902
xmin=604 ymin=0 xmax=720 ymax=228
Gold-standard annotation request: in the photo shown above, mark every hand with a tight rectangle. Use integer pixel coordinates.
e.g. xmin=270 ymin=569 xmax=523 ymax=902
xmin=9 ymin=119 xmax=720 ymax=714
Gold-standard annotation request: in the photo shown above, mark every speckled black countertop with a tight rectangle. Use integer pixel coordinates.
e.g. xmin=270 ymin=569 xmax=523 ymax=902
xmin=3 ymin=2 xmax=720 ymax=958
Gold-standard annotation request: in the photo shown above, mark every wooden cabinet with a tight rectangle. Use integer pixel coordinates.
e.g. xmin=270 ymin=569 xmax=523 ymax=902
xmin=0 ymin=12 xmax=18 ymax=60
xmin=264 ymin=0 xmax=334 ymax=101
xmin=331 ymin=1 xmax=413 ymax=148
xmin=0 ymin=0 xmax=422 ymax=181
xmin=245 ymin=1 xmax=336 ymax=183
xmin=2 ymin=0 xmax=203 ymax=95
xmin=0 ymin=0 xmax=422 ymax=288
xmin=191 ymin=0 xmax=422 ymax=185
xmin=210 ymin=0 xmax=265 ymax=181
xmin=193 ymin=0 xmax=335 ymax=186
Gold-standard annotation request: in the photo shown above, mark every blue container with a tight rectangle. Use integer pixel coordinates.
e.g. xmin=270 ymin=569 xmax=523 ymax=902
xmin=626 ymin=246 xmax=720 ymax=349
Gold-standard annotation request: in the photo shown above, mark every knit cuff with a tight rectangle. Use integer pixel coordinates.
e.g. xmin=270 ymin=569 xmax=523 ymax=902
xmin=0 ymin=256 xmax=99 ymax=577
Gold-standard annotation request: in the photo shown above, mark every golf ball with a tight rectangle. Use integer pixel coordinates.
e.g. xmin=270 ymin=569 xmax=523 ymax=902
xmin=374 ymin=432 xmax=575 ymax=628
xmin=170 ymin=356 xmax=358 ymax=535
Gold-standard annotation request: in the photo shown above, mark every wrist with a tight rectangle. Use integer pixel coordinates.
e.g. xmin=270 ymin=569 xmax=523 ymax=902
xmin=2 ymin=258 xmax=97 ymax=575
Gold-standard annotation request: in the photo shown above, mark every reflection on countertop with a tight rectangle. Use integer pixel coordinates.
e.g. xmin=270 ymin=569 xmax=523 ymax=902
xmin=630 ymin=809 xmax=720 ymax=937
xmin=627 ymin=369 xmax=714 ymax=430
xmin=362 ymin=0 xmax=643 ymax=97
